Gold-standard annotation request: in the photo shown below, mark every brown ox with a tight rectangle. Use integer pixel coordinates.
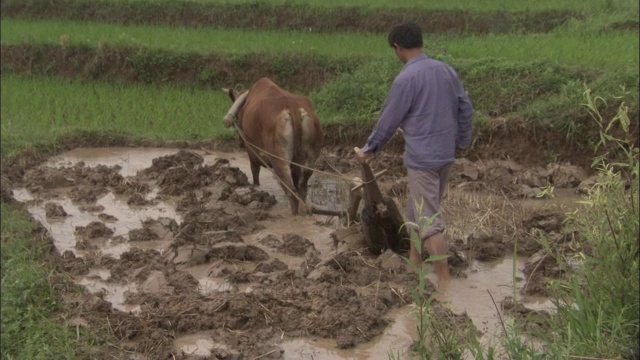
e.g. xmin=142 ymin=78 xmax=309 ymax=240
xmin=222 ymin=78 xmax=324 ymax=215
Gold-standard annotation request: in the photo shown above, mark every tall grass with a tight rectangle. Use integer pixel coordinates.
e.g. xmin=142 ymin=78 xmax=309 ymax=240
xmin=2 ymin=18 xmax=638 ymax=68
xmin=0 ymin=75 xmax=234 ymax=156
xmin=543 ymin=90 xmax=639 ymax=358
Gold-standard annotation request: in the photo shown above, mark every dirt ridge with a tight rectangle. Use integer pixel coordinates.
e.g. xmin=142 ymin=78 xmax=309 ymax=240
xmin=1 ymin=0 xmax=581 ymax=34
xmin=0 ymin=43 xmax=359 ymax=93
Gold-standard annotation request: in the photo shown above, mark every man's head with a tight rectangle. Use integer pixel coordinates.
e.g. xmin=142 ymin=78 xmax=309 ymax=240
xmin=388 ymin=22 xmax=423 ymax=63
xmin=388 ymin=22 xmax=423 ymax=49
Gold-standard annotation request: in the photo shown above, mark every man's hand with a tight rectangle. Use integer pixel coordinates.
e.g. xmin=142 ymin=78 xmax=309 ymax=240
xmin=354 ymin=147 xmax=372 ymax=164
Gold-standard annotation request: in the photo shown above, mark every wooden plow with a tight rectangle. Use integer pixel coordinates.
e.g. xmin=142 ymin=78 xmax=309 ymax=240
xmin=350 ymin=161 xmax=410 ymax=255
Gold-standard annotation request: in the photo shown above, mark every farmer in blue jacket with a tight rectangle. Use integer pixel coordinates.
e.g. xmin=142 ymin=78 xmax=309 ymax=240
xmin=355 ymin=22 xmax=474 ymax=285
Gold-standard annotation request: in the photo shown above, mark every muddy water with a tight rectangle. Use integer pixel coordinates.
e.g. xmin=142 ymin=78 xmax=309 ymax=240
xmin=12 ymin=147 xmax=566 ymax=358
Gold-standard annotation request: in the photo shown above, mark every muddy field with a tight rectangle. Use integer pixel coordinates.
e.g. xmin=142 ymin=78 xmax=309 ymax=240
xmin=8 ymin=146 xmax=593 ymax=359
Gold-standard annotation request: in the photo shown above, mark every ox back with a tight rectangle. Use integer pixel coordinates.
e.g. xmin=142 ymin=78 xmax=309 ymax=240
xmin=225 ymin=77 xmax=323 ymax=215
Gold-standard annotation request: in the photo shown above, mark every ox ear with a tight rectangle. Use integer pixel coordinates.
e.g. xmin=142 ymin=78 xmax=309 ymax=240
xmin=222 ymin=88 xmax=236 ymax=102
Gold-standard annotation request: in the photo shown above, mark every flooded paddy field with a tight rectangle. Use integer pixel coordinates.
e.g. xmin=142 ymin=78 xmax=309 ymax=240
xmin=9 ymin=146 xmax=590 ymax=359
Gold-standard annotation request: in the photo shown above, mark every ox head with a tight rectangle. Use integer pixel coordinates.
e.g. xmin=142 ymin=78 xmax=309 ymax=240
xmin=221 ymin=86 xmax=248 ymax=128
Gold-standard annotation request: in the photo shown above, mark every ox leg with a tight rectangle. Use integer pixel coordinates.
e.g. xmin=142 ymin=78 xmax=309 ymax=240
xmin=250 ymin=158 xmax=261 ymax=185
xmin=297 ymin=168 xmax=314 ymax=204
xmin=272 ymin=163 xmax=299 ymax=215
xmin=291 ymin=164 xmax=302 ymax=192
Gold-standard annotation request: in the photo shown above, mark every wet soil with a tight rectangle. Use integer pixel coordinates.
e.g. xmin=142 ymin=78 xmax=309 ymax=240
xmin=8 ymin=146 xmax=588 ymax=359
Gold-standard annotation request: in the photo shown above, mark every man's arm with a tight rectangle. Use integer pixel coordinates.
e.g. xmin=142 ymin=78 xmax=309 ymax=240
xmin=360 ymin=79 xmax=413 ymax=154
xmin=456 ymin=89 xmax=474 ymax=150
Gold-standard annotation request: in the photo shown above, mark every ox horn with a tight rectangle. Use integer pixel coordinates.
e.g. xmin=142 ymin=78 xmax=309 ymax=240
xmin=223 ymin=91 xmax=248 ymax=128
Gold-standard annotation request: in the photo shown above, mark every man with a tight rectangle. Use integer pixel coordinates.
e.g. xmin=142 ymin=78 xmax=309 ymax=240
xmin=355 ymin=22 xmax=473 ymax=284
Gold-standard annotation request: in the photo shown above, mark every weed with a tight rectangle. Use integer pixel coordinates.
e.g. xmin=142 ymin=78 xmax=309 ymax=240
xmin=543 ymin=88 xmax=639 ymax=358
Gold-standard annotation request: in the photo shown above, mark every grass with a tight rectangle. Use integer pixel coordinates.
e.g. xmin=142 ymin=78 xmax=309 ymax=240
xmin=0 ymin=75 xmax=235 ymax=157
xmin=2 ymin=18 xmax=639 ymax=68
xmin=542 ymin=92 xmax=639 ymax=358
xmin=101 ymin=0 xmax=639 ymax=11
xmin=0 ymin=203 xmax=79 ymax=359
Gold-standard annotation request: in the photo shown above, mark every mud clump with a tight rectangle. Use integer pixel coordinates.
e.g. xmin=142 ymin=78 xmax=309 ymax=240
xmin=278 ymin=233 xmax=316 ymax=256
xmin=254 ymin=259 xmax=289 ymax=273
xmin=177 ymin=208 xmax=261 ymax=243
xmin=469 ymin=232 xmax=507 ymax=261
xmin=98 ymin=213 xmax=118 ymax=222
xmin=231 ymin=188 xmax=277 ymax=209
xmin=75 ymin=221 xmax=114 ymax=250
xmin=450 ymin=158 xmax=588 ymax=198
xmin=513 ymin=209 xmax=567 ymax=256
xmin=501 ymin=297 xmax=551 ymax=335
xmin=157 ymin=159 xmax=249 ymax=196
xmin=129 ymin=227 xmax=158 ymax=242
xmin=207 ymin=243 xmax=270 ymax=262
xmin=1 ymin=176 xmax=15 ymax=203
xmin=70 ymin=185 xmax=107 ymax=203
xmin=45 ymin=202 xmax=68 ymax=218
xmin=141 ymin=150 xmax=204 ymax=176
xmin=129 ymin=218 xmax=177 ymax=243
xmin=127 ymin=193 xmax=155 ymax=206
xmin=75 ymin=221 xmax=114 ymax=239
xmin=79 ymin=204 xmax=105 ymax=213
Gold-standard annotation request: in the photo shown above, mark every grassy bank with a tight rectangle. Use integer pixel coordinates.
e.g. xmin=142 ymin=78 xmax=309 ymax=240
xmin=1 ymin=203 xmax=80 ymax=359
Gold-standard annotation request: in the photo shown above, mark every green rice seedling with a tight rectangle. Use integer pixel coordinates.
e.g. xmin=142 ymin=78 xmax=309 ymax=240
xmin=442 ymin=32 xmax=639 ymax=69
xmin=0 ymin=75 xmax=234 ymax=156
xmin=2 ymin=19 xmax=638 ymax=68
xmin=0 ymin=19 xmax=387 ymax=58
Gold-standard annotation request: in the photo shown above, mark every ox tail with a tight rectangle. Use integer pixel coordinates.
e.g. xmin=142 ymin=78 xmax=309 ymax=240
xmin=223 ymin=91 xmax=248 ymax=128
xmin=298 ymin=108 xmax=320 ymax=164
xmin=277 ymin=109 xmax=295 ymax=164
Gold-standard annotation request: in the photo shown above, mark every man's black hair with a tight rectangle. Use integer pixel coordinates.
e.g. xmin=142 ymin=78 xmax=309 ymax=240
xmin=387 ymin=22 xmax=423 ymax=49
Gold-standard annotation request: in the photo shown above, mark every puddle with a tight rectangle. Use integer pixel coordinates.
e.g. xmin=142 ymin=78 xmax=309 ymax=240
xmin=46 ymin=147 xmax=180 ymax=177
xmin=12 ymin=188 xmax=178 ymax=257
xmin=431 ymin=256 xmax=554 ymax=356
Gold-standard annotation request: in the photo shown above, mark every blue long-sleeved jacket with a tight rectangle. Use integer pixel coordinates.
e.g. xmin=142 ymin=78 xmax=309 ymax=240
xmin=361 ymin=54 xmax=474 ymax=169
